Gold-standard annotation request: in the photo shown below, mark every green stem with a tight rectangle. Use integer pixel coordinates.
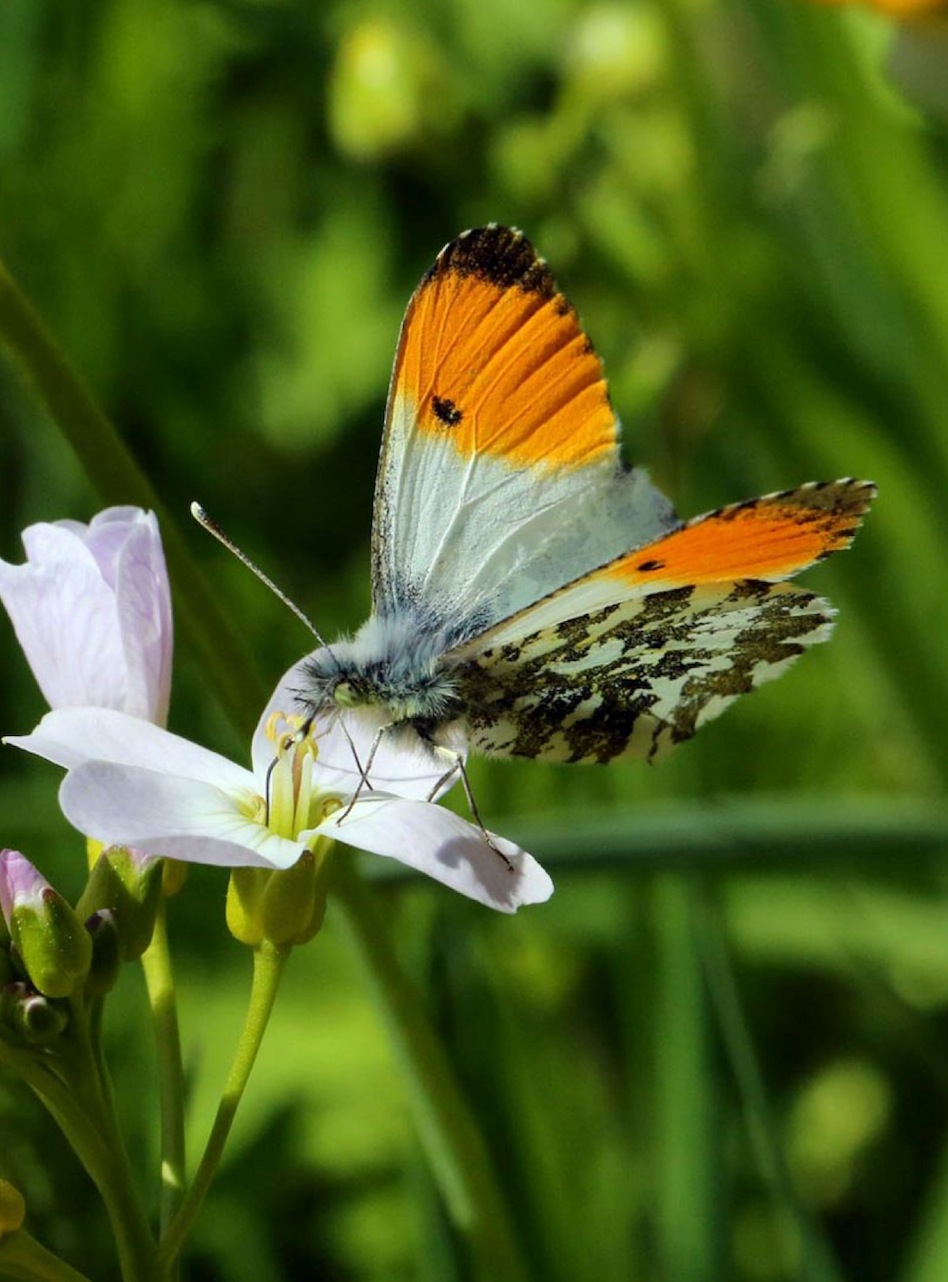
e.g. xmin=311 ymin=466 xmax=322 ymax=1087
xmin=0 ymin=1228 xmax=94 ymax=1282
xmin=139 ymin=902 xmax=187 ymax=1237
xmin=20 ymin=1044 xmax=157 ymax=1282
xmin=156 ymin=941 xmax=289 ymax=1273
xmin=330 ymin=860 xmax=530 ymax=1282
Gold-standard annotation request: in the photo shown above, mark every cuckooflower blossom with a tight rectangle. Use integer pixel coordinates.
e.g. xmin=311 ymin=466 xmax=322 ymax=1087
xmin=7 ymin=665 xmax=554 ymax=914
xmin=0 ymin=507 xmax=172 ymax=724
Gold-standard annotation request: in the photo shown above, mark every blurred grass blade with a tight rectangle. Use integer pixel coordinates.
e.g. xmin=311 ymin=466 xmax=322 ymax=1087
xmin=695 ymin=891 xmax=845 ymax=1282
xmin=0 ymin=254 xmax=266 ymax=734
xmin=653 ymin=875 xmax=719 ymax=1281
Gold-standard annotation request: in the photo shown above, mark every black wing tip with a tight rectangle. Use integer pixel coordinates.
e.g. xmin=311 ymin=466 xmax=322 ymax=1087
xmin=773 ymin=477 xmax=878 ymax=520
xmin=698 ymin=477 xmax=878 ymax=527
xmin=426 ymin=224 xmax=557 ymax=298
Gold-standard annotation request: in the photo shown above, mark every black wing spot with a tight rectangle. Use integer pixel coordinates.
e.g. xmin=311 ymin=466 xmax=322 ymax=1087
xmin=432 ymin=395 xmax=463 ymax=427
xmin=636 ymin=559 xmax=665 ymax=572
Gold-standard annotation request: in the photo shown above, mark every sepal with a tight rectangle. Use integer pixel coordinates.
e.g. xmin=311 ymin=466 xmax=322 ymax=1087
xmin=226 ymin=844 xmax=331 ymax=948
xmin=84 ymin=910 xmax=121 ymax=995
xmin=76 ymin=846 xmax=163 ymax=962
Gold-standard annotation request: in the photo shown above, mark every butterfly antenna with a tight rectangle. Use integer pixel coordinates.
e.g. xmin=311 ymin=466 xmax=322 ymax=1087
xmin=191 ymin=501 xmax=331 ymax=649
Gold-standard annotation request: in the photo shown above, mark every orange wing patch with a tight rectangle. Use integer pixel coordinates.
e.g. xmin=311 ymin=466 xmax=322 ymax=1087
xmin=391 ymin=225 xmax=618 ymax=471
xmin=599 ymin=479 xmax=876 ymax=588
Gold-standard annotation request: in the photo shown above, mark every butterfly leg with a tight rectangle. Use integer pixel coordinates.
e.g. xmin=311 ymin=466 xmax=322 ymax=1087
xmin=336 ymin=721 xmax=390 ymax=824
xmin=420 ymin=737 xmax=514 ymax=873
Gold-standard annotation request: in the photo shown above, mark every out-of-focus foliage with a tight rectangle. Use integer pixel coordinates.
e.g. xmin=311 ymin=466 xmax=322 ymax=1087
xmin=2 ymin=0 xmax=948 ymax=1279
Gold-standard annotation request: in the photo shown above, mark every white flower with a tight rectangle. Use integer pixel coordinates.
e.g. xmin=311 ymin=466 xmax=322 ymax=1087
xmin=6 ymin=666 xmax=554 ymax=914
xmin=0 ymin=507 xmax=172 ymax=724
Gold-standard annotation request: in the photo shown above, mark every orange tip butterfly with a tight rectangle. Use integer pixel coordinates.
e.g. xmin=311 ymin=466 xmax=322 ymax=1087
xmin=300 ymin=225 xmax=875 ymax=766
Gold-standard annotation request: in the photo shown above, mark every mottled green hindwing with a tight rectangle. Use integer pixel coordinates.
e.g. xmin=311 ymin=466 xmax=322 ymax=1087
xmin=452 ymin=580 xmax=832 ymax=763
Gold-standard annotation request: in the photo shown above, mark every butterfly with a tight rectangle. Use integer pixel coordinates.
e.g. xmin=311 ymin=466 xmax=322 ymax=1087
xmin=300 ymin=225 xmax=875 ymax=774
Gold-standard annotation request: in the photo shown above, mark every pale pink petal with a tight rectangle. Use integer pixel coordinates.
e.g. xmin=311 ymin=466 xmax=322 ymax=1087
xmin=20 ymin=522 xmax=99 ymax=566
xmin=0 ymin=849 xmax=49 ymax=921
xmin=4 ymin=511 xmax=173 ymax=721
xmin=6 ymin=707 xmax=254 ymax=793
xmin=313 ymin=796 xmax=554 ymax=912
xmin=59 ymin=762 xmax=304 ymax=869
xmin=115 ymin=516 xmax=173 ymax=723
xmin=0 ymin=541 xmax=127 ymax=709
xmin=255 ymin=661 xmax=464 ymax=801
xmin=85 ymin=507 xmax=153 ymax=577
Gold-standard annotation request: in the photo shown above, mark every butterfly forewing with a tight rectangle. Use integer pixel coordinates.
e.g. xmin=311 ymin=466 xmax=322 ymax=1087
xmin=370 ymin=225 xmax=676 ymax=632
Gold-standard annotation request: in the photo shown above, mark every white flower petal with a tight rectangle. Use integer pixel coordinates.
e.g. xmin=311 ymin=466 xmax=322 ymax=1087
xmin=115 ymin=516 xmax=173 ymax=723
xmin=314 ymin=795 xmax=554 ymax=913
xmin=3 ymin=510 xmax=174 ymax=721
xmin=60 ymin=762 xmax=304 ymax=869
xmin=7 ymin=707 xmax=254 ymax=792
xmin=255 ymin=660 xmax=464 ymax=801
xmin=0 ymin=553 xmax=128 ymax=709
xmin=20 ymin=521 xmax=99 ymax=568
xmin=86 ymin=507 xmax=153 ymax=578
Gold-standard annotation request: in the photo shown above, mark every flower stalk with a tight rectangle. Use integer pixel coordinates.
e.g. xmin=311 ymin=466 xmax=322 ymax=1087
xmin=331 ymin=860 xmax=531 ymax=1282
xmin=13 ymin=1003 xmax=158 ymax=1282
xmin=156 ymin=940 xmax=290 ymax=1273
xmin=139 ymin=900 xmax=187 ymax=1237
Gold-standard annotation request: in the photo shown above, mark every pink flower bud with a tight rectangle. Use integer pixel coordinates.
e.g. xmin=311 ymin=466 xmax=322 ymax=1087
xmin=0 ymin=850 xmax=92 ymax=998
xmin=0 ymin=849 xmax=47 ymax=927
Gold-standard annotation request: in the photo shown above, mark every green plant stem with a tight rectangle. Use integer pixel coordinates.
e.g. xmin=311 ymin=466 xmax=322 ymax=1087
xmin=156 ymin=940 xmax=289 ymax=1274
xmin=19 ymin=1033 xmax=158 ymax=1282
xmin=0 ymin=1228 xmax=94 ymax=1282
xmin=139 ymin=901 xmax=187 ymax=1237
xmin=330 ymin=859 xmax=530 ymax=1282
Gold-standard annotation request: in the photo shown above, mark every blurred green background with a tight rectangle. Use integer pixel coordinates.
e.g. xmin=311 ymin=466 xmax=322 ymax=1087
xmin=3 ymin=0 xmax=948 ymax=1278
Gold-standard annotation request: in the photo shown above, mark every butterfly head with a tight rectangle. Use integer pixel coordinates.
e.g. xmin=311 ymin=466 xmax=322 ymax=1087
xmin=298 ymin=612 xmax=463 ymax=729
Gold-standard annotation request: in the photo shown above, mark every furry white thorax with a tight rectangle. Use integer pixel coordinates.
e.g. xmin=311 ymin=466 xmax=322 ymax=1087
xmin=300 ymin=611 xmax=465 ymax=726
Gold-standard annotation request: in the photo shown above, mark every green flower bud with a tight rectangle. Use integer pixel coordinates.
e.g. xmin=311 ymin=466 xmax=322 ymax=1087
xmin=75 ymin=847 xmax=163 ymax=962
xmin=84 ymin=910 xmax=121 ymax=996
xmin=0 ymin=852 xmax=91 ymax=999
xmin=12 ymin=988 xmax=69 ymax=1045
xmin=0 ymin=982 xmax=28 ymax=1045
